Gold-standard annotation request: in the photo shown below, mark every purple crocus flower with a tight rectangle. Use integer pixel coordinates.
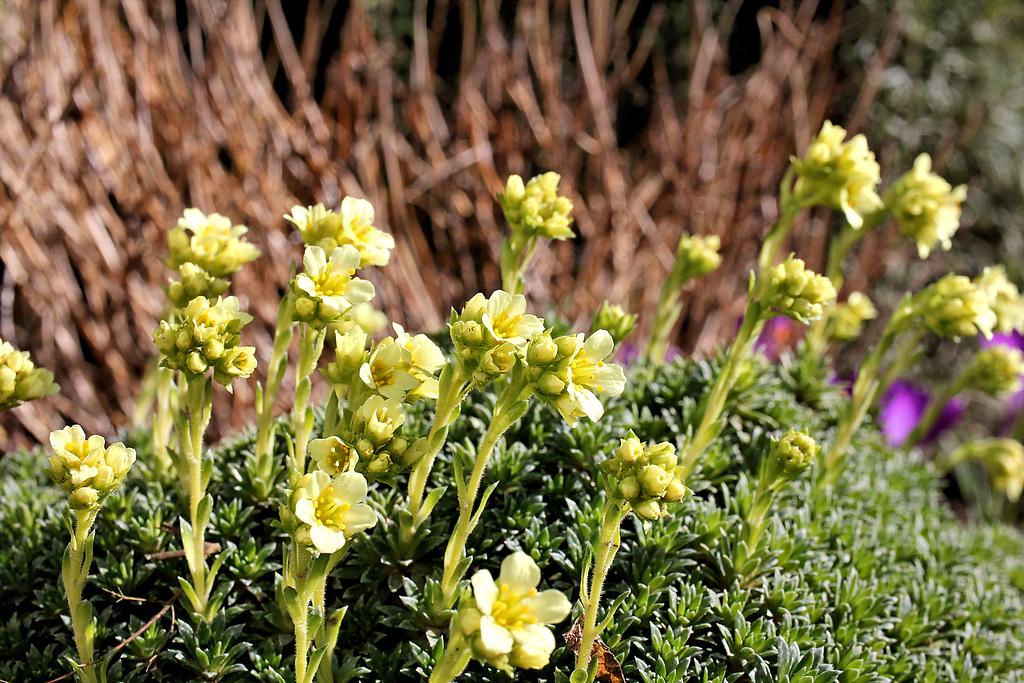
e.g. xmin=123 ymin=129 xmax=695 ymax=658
xmin=876 ymin=379 xmax=964 ymax=447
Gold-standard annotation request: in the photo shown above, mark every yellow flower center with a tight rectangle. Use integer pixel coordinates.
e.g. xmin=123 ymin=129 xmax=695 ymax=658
xmin=490 ymin=583 xmax=539 ymax=629
xmin=492 ymin=314 xmax=523 ymax=339
xmin=312 ymin=486 xmax=352 ymax=530
xmin=371 ymin=360 xmax=396 ymax=387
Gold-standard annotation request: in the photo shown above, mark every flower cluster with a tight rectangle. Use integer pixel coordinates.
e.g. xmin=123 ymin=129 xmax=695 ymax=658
xmin=791 ymin=121 xmax=884 ymax=229
xmin=152 ymin=295 xmax=257 ymax=387
xmin=358 ymin=325 xmax=444 ymax=402
xmin=285 ymin=198 xmax=395 ymax=267
xmin=532 ymin=331 xmax=627 ymax=428
xmin=166 ymin=262 xmax=230 ymax=310
xmin=974 ymin=265 xmax=1024 ymax=334
xmin=601 ymin=433 xmax=690 ymax=519
xmin=761 ymin=429 xmax=818 ymax=489
xmin=166 ymin=208 xmax=261 ymax=278
xmin=913 ymin=274 xmax=996 ymax=340
xmin=449 ymin=291 xmax=545 ymax=385
xmin=963 ymin=346 xmax=1024 ymax=396
xmin=292 ymin=245 xmax=376 ymax=328
xmin=46 ymin=425 xmax=136 ymax=510
xmin=673 ymin=233 xmax=723 ymax=281
xmin=456 ymin=552 xmax=572 ymax=671
xmin=764 ymin=256 xmax=838 ymax=323
xmin=0 ymin=339 xmax=59 ymax=410
xmin=590 ymin=301 xmax=638 ymax=346
xmin=284 ymin=471 xmax=377 ymax=554
xmin=318 ymin=397 xmax=428 ymax=482
xmin=831 ymin=292 xmax=878 ymax=342
xmin=499 ymin=173 xmax=575 ymax=241
xmin=886 ymin=154 xmax=967 ymax=259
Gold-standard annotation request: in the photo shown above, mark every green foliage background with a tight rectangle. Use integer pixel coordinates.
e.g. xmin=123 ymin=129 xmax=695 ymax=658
xmin=3 ymin=353 xmax=1023 ymax=682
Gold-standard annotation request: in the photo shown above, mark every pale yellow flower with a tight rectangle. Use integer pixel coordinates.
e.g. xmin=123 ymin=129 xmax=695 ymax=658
xmin=166 ymin=208 xmax=260 ymax=278
xmin=975 ymin=265 xmax=1024 ymax=334
xmin=291 ymin=471 xmax=377 ymax=554
xmin=46 ymin=425 xmax=136 ymax=509
xmin=462 ymin=551 xmax=571 ymax=670
xmin=293 ymin=245 xmax=376 ymax=327
xmin=886 ymin=154 xmax=967 ymax=259
xmin=553 ymin=331 xmax=627 ymax=427
xmin=792 ymin=121 xmax=884 ymax=229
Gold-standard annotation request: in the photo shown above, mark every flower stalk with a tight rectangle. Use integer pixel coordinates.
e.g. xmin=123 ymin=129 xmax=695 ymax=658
xmin=438 ymin=369 xmax=531 ymax=610
xmin=573 ymin=499 xmax=629 ymax=679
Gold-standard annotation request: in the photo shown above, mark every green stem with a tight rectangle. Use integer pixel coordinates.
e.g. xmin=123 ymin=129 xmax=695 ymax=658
xmin=428 ymin=630 xmax=473 ymax=683
xmin=822 ymin=321 xmax=902 ymax=486
xmin=292 ymin=324 xmax=327 ymax=482
xmin=756 ymin=167 xmax=799 ymax=279
xmin=439 ymin=375 xmax=529 ymax=608
xmin=153 ymin=366 xmax=176 ymax=476
xmin=574 ymin=499 xmax=628 ymax=678
xmin=403 ymin=364 xmax=473 ymax=537
xmin=254 ymin=296 xmax=295 ymax=488
xmin=875 ymin=328 xmax=926 ymax=403
xmin=181 ymin=376 xmax=213 ymax=619
xmin=678 ymin=298 xmax=765 ymax=479
xmin=733 ymin=479 xmax=775 ymax=575
xmin=65 ymin=509 xmax=100 ymax=683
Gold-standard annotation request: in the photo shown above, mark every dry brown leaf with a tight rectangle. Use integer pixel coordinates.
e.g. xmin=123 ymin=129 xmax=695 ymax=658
xmin=563 ymin=613 xmax=626 ymax=683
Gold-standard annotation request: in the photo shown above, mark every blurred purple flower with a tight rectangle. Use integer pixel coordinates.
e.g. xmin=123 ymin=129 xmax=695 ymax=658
xmin=980 ymin=330 xmax=1024 ymax=351
xmin=618 ymin=343 xmax=681 ymax=366
xmin=755 ymin=316 xmax=798 ymax=362
xmin=877 ymin=379 xmax=964 ymax=447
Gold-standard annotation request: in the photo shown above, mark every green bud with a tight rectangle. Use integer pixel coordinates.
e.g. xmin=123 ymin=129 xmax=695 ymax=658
xmin=618 ymin=476 xmax=640 ymax=500
xmin=764 ymin=256 xmax=837 ymax=323
xmin=674 ymin=233 xmax=722 ymax=281
xmin=632 ymin=498 xmax=662 ymax=520
xmin=964 ymin=346 xmax=1024 ymax=396
xmin=662 ymin=478 xmax=690 ymax=503
xmin=528 ymin=336 xmax=559 ymax=365
xmin=640 ymin=465 xmax=671 ymax=496
xmin=914 ymin=273 xmax=996 ymax=340
xmin=590 ymin=301 xmax=638 ymax=346
xmin=886 ymin=154 xmax=967 ymax=259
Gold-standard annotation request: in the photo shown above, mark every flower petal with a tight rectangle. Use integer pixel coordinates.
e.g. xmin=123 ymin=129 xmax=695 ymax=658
xmin=309 ymin=524 xmax=346 ymax=554
xmin=342 ymin=503 xmax=378 ymax=534
xmin=331 ymin=471 xmax=368 ymax=504
xmin=498 ymin=551 xmax=540 ymax=595
xmin=478 ymin=615 xmax=514 ymax=657
xmin=523 ymin=590 xmax=572 ymax=625
xmin=471 ymin=570 xmax=499 ymax=614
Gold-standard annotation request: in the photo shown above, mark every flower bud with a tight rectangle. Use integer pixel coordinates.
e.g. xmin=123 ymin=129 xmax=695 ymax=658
xmin=632 ymin=498 xmax=662 ymax=520
xmin=674 ymin=233 xmax=722 ymax=281
xmin=618 ymin=476 xmax=640 ymax=500
xmin=527 ymin=336 xmax=559 ymax=365
xmin=975 ymin=265 xmax=1024 ymax=334
xmin=764 ymin=256 xmax=837 ymax=323
xmin=915 ymin=273 xmax=996 ymax=340
xmin=639 ymin=465 xmax=670 ymax=497
xmin=964 ymin=346 xmax=1024 ymax=396
xmin=590 ymin=301 xmax=638 ymax=346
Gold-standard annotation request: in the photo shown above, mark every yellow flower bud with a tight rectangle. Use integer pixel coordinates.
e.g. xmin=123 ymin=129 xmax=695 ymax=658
xmin=886 ymin=154 xmax=967 ymax=259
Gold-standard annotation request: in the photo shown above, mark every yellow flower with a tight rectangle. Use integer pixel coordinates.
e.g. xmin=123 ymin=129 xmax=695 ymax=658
xmin=463 ymin=551 xmax=571 ymax=671
xmin=0 ymin=340 xmax=59 ymax=410
xmin=166 ymin=208 xmax=260 ymax=278
xmin=764 ymin=256 xmax=837 ymax=323
xmin=309 ymin=436 xmax=359 ymax=476
xmin=293 ymin=245 xmax=376 ymax=327
xmin=291 ymin=471 xmax=377 ymax=554
xmin=499 ymin=173 xmax=575 ymax=240
xmin=46 ymin=425 xmax=136 ymax=509
xmin=393 ymin=323 xmax=445 ymax=400
xmin=553 ymin=331 xmax=627 ymax=427
xmin=286 ymin=199 xmax=395 ymax=267
xmin=974 ymin=265 xmax=1024 ymax=334
xmin=914 ymin=274 xmax=996 ymax=340
xmin=792 ymin=121 xmax=884 ymax=229
xmin=886 ymin=154 xmax=967 ymax=259
xmin=964 ymin=346 xmax=1024 ymax=396
xmin=358 ymin=337 xmax=420 ymax=401
xmin=831 ymin=291 xmax=877 ymax=342
xmin=153 ymin=296 xmax=256 ymax=388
